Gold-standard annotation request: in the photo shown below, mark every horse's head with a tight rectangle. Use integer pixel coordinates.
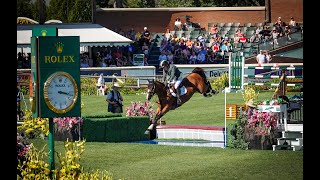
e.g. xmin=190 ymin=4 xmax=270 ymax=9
xmin=146 ymin=79 xmax=155 ymax=101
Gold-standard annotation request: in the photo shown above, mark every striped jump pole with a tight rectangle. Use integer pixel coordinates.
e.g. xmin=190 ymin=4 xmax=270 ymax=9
xmin=229 ymin=52 xmax=245 ymax=91
xmin=244 ymin=66 xmax=303 ymax=70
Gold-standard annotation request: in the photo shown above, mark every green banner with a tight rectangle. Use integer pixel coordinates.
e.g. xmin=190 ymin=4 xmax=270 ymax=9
xmin=32 ymin=27 xmax=57 ymax=37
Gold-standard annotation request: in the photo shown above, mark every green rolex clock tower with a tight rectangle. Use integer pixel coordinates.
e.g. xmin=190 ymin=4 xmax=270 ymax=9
xmin=31 ymin=34 xmax=80 ymax=174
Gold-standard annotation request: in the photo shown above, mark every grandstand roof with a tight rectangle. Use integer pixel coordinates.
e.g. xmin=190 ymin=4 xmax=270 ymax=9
xmin=17 ymin=23 xmax=133 ymax=48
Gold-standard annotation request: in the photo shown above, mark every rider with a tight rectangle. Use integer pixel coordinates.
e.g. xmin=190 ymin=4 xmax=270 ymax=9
xmin=160 ymin=60 xmax=182 ymax=106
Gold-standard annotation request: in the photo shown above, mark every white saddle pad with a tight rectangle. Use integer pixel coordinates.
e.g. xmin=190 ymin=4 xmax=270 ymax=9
xmin=169 ymin=86 xmax=187 ymax=97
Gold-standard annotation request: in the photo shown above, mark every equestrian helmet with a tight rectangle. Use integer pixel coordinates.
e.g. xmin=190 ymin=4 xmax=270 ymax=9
xmin=160 ymin=60 xmax=169 ymax=68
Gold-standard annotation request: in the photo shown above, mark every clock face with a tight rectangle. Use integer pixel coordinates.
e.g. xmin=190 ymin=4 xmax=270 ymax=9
xmin=44 ymin=71 xmax=78 ymax=114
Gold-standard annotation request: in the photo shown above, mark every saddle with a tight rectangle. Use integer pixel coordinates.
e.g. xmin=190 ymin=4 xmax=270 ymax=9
xmin=167 ymin=83 xmax=187 ymax=97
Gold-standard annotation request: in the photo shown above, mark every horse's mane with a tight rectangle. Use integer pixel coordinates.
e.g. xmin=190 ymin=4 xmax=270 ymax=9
xmin=155 ymin=80 xmax=165 ymax=87
xmin=191 ymin=67 xmax=207 ymax=82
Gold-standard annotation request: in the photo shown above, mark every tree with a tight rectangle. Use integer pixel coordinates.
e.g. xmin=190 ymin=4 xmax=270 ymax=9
xmin=96 ymin=0 xmax=110 ymax=8
xmin=17 ymin=0 xmax=33 ymax=18
xmin=46 ymin=0 xmax=75 ymax=22
xmin=159 ymin=0 xmax=193 ymax=7
xmin=213 ymin=0 xmax=264 ymax=7
xmin=68 ymin=0 xmax=92 ymax=22
xmin=116 ymin=0 xmax=128 ymax=7
xmin=31 ymin=0 xmax=48 ymax=23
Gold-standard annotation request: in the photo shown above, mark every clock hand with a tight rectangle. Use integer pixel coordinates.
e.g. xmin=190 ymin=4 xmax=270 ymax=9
xmin=58 ymin=91 xmax=68 ymax=95
xmin=58 ymin=91 xmax=73 ymax=96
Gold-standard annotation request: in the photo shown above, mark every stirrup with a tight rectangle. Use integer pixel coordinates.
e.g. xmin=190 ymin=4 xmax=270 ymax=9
xmin=176 ymin=99 xmax=182 ymax=107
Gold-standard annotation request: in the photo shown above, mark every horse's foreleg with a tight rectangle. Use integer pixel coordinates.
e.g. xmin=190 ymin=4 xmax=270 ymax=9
xmin=147 ymin=113 xmax=162 ymax=131
xmin=146 ymin=106 xmax=169 ymax=132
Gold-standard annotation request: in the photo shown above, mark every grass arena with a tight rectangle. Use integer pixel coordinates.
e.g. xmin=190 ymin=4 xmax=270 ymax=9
xmin=18 ymin=78 xmax=303 ymax=179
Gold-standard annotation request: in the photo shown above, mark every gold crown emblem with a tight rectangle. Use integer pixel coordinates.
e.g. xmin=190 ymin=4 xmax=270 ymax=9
xmin=41 ymin=30 xmax=47 ymax=36
xmin=55 ymin=42 xmax=64 ymax=53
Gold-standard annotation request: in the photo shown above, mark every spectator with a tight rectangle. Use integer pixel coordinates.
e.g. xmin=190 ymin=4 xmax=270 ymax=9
xmin=189 ymin=51 xmax=197 ymax=64
xmin=265 ymin=50 xmax=272 ymax=63
xmin=197 ymin=33 xmax=207 ymax=46
xmin=128 ymin=27 xmax=136 ymax=41
xmin=80 ymin=59 xmax=89 ymax=68
xmin=174 ymin=18 xmax=182 ymax=31
xmin=144 ymin=57 xmax=149 ymax=66
xmin=272 ymin=28 xmax=279 ymax=46
xmin=165 ymin=29 xmax=172 ymax=41
xmin=103 ymin=50 xmax=113 ymax=66
xmin=196 ymin=51 xmax=206 ymax=64
xmin=167 ymin=51 xmax=174 ymax=64
xmin=107 ymin=83 xmax=123 ymax=113
xmin=261 ymin=25 xmax=272 ymax=43
xmin=96 ymin=73 xmax=105 ymax=92
xmin=220 ymin=41 xmax=231 ymax=53
xmin=284 ymin=25 xmax=292 ymax=40
xmin=207 ymin=52 xmax=218 ymax=64
xmin=185 ymin=38 xmax=193 ymax=51
xmin=160 ymin=35 xmax=168 ymax=52
xmin=199 ymin=46 xmax=208 ymax=56
xmin=256 ymin=50 xmax=266 ymax=65
xmin=142 ymin=42 xmax=149 ymax=56
xmin=209 ymin=24 xmax=219 ymax=38
xmin=211 ymin=42 xmax=220 ymax=53
xmin=250 ymin=33 xmax=261 ymax=43
xmin=184 ymin=17 xmax=193 ymax=30
xmin=141 ymin=27 xmax=151 ymax=46
xmin=273 ymin=17 xmax=286 ymax=35
xmin=158 ymin=50 xmax=168 ymax=64
xmin=255 ymin=26 xmax=262 ymax=35
xmin=114 ymin=49 xmax=124 ymax=66
xmin=289 ymin=17 xmax=296 ymax=27
xmin=245 ymin=99 xmax=256 ymax=118
xmin=17 ymin=52 xmax=23 ymax=68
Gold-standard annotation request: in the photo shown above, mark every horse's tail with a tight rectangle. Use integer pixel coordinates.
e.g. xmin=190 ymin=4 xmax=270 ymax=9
xmin=191 ymin=67 xmax=217 ymax=96
xmin=192 ymin=67 xmax=207 ymax=82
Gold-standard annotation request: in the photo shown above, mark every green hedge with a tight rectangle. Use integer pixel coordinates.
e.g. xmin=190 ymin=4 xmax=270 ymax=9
xmin=82 ymin=113 xmax=122 ymax=118
xmin=82 ymin=116 xmax=150 ymax=142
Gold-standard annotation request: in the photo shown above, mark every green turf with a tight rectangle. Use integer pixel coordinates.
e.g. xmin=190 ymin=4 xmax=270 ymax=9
xmin=23 ymin=90 xmax=302 ymax=179
xmin=79 ymin=91 xmax=299 ymax=126
xmin=20 ymin=90 xmax=299 ymax=127
xmin=30 ymin=139 xmax=303 ymax=180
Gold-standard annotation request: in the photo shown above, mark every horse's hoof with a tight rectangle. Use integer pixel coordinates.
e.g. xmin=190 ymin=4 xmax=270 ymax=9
xmin=144 ymin=130 xmax=150 ymax=134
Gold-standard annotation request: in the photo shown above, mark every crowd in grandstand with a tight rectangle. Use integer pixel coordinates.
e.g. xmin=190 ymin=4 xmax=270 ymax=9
xmin=17 ymin=16 xmax=302 ymax=69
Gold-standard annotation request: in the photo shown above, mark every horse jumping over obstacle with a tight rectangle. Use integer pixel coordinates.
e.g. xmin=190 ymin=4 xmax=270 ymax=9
xmin=145 ymin=67 xmax=218 ymax=136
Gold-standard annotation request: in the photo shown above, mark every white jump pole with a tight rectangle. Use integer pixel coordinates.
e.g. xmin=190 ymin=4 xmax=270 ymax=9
xmin=224 ymin=87 xmax=227 ymax=148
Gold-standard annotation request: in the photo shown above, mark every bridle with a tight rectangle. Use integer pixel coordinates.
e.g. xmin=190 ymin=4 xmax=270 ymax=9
xmin=147 ymin=80 xmax=155 ymax=100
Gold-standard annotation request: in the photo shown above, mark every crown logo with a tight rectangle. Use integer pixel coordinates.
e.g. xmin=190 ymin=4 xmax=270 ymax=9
xmin=41 ymin=30 xmax=47 ymax=36
xmin=55 ymin=42 xmax=64 ymax=53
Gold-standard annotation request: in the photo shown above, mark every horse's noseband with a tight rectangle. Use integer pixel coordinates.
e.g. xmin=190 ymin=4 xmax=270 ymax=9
xmin=148 ymin=83 xmax=155 ymax=96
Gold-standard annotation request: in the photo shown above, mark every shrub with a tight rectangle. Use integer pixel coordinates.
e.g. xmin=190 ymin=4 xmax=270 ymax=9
xmin=242 ymin=86 xmax=259 ymax=106
xmin=53 ymin=117 xmax=83 ymax=132
xmin=17 ymin=110 xmax=49 ymax=139
xmin=125 ymin=101 xmax=156 ymax=120
xmin=17 ymin=139 xmax=114 ymax=179
xmin=228 ymin=114 xmax=249 ymax=150
xmin=17 ymin=132 xmax=31 ymax=171
xmin=210 ymin=72 xmax=229 ymax=91
xmin=247 ymin=110 xmax=279 ymax=135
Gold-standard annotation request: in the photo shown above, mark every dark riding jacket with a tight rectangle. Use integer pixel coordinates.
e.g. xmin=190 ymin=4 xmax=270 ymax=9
xmin=162 ymin=65 xmax=182 ymax=83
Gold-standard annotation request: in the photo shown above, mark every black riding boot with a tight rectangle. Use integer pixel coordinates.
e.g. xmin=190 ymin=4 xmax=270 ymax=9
xmin=176 ymin=87 xmax=182 ymax=107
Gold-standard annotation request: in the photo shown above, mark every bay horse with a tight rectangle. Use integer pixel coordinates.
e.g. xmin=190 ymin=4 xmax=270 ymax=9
xmin=145 ymin=67 xmax=218 ymax=135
